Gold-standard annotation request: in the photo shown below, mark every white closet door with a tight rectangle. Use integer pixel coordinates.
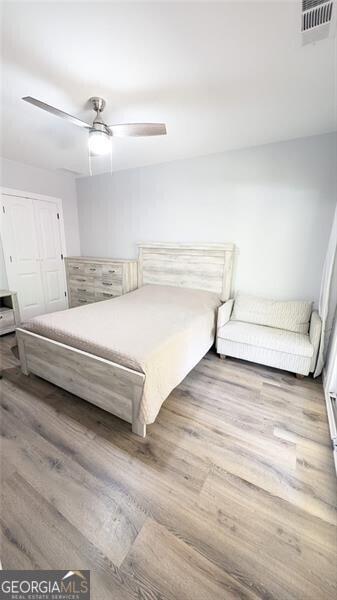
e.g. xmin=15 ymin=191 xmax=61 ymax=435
xmin=2 ymin=194 xmax=45 ymax=320
xmin=34 ymin=199 xmax=67 ymax=313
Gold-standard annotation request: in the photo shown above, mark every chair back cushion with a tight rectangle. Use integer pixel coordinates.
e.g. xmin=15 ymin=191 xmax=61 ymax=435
xmin=231 ymin=293 xmax=312 ymax=334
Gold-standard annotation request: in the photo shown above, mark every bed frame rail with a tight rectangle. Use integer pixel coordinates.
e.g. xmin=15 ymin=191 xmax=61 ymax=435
xmin=16 ymin=328 xmax=146 ymax=437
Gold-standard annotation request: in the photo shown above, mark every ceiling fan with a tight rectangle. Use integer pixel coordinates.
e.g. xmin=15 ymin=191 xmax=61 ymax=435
xmin=22 ymin=96 xmax=167 ymax=156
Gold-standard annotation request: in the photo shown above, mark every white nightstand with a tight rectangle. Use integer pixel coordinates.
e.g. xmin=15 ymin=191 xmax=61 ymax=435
xmin=0 ymin=290 xmax=21 ymax=336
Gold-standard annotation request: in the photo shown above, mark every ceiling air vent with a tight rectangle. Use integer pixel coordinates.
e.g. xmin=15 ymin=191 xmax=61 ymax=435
xmin=302 ymin=0 xmax=334 ymax=31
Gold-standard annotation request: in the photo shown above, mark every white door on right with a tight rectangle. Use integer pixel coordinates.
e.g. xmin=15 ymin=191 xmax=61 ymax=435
xmin=34 ymin=199 xmax=67 ymax=314
xmin=2 ymin=194 xmax=45 ymax=320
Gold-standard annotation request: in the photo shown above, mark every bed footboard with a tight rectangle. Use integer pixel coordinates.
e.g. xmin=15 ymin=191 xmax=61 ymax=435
xmin=16 ymin=328 xmax=146 ymax=437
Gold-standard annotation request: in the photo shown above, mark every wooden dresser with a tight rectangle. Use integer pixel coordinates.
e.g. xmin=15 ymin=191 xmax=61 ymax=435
xmin=65 ymin=257 xmax=138 ymax=308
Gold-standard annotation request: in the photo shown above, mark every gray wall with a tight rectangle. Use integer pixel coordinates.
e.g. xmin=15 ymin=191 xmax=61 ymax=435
xmin=0 ymin=157 xmax=81 ymax=288
xmin=77 ymin=133 xmax=337 ymax=304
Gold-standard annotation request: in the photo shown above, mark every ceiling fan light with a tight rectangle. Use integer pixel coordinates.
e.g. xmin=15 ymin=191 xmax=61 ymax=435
xmin=88 ymin=130 xmax=111 ymax=155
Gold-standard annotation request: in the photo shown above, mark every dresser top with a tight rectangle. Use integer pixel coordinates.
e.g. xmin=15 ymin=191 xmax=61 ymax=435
xmin=66 ymin=256 xmax=137 ymax=264
xmin=0 ymin=289 xmax=16 ymax=298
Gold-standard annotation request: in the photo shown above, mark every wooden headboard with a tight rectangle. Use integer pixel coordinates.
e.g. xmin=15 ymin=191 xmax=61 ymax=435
xmin=137 ymin=242 xmax=234 ymax=301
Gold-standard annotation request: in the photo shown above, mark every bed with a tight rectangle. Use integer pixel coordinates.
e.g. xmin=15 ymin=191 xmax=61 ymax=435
xmin=16 ymin=242 xmax=234 ymax=437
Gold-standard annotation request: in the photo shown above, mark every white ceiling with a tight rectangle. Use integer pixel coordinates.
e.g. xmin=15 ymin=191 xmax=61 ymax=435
xmin=1 ymin=1 xmax=336 ymax=176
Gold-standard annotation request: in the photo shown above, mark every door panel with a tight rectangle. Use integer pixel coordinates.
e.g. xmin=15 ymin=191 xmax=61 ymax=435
xmin=20 ymin=273 xmax=44 ymax=307
xmin=36 ymin=201 xmax=59 ymax=259
xmin=2 ymin=195 xmax=45 ymax=320
xmin=34 ymin=199 xmax=67 ymax=313
xmin=45 ymin=269 xmax=62 ymax=301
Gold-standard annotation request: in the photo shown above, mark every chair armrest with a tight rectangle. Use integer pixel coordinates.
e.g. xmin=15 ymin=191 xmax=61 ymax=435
xmin=309 ymin=310 xmax=322 ymax=373
xmin=217 ymin=299 xmax=234 ymax=330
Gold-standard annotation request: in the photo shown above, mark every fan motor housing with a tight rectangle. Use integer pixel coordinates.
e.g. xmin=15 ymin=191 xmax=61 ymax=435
xmin=89 ymin=96 xmax=106 ymax=113
xmin=89 ymin=97 xmax=112 ymax=135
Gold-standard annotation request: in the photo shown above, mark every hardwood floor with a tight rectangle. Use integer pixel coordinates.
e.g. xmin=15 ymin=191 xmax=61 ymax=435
xmin=1 ymin=333 xmax=336 ymax=600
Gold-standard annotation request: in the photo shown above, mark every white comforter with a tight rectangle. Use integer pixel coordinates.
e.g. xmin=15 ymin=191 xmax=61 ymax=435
xmin=25 ymin=284 xmax=221 ymax=424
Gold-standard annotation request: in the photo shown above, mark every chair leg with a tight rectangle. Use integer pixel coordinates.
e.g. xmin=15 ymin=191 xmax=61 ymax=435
xmin=296 ymin=373 xmax=305 ymax=379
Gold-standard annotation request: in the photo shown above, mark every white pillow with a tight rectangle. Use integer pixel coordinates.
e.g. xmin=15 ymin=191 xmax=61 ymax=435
xmin=231 ymin=293 xmax=312 ymax=334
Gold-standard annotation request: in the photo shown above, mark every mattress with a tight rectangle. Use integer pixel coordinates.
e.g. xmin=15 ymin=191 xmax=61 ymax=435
xmin=24 ymin=284 xmax=221 ymax=424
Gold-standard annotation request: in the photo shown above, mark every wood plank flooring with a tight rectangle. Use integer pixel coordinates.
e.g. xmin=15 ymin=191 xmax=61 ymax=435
xmin=1 ymin=333 xmax=336 ymax=600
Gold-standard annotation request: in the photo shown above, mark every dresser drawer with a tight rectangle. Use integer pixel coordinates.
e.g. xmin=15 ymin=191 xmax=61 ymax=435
xmin=95 ymin=290 xmax=116 ymax=302
xmin=70 ymin=284 xmax=95 ymax=297
xmin=67 ymin=261 xmax=86 ymax=275
xmin=69 ymin=274 xmax=94 ymax=286
xmin=102 ymin=264 xmax=123 ymax=278
xmin=70 ymin=293 xmax=92 ymax=307
xmin=0 ymin=308 xmax=15 ymax=330
xmin=85 ymin=263 xmax=103 ymax=276
xmin=95 ymin=280 xmax=122 ymax=296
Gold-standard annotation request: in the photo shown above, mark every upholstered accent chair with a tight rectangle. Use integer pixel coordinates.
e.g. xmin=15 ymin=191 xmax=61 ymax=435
xmin=216 ymin=293 xmax=322 ymax=377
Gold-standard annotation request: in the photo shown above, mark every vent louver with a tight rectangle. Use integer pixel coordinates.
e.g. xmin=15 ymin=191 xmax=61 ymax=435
xmin=302 ymin=0 xmax=334 ymax=31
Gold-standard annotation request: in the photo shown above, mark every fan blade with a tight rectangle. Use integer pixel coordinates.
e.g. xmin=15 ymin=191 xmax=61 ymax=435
xmin=108 ymin=122 xmax=167 ymax=137
xmin=22 ymin=96 xmax=90 ymax=129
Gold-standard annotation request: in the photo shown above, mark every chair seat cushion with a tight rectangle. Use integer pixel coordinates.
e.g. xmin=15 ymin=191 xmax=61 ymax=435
xmin=218 ymin=321 xmax=313 ymax=357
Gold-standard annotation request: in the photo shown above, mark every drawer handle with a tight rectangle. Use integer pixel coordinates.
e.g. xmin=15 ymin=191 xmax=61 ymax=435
xmin=103 ymin=292 xmax=113 ymax=297
xmin=77 ymin=278 xmax=86 ymax=282
xmin=89 ymin=268 xmax=96 ymax=271
xmin=77 ymin=288 xmax=87 ymax=292
xmin=72 ymin=266 xmax=80 ymax=270
xmin=102 ymin=282 xmax=112 ymax=286
xmin=108 ymin=270 xmax=116 ymax=274
xmin=78 ymin=299 xmax=87 ymax=303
